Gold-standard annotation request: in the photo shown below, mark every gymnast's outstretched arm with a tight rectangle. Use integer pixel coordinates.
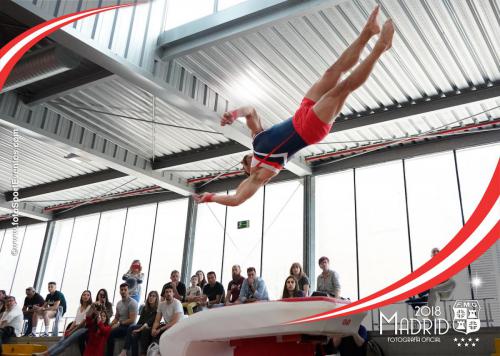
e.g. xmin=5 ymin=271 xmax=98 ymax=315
xmin=194 ymin=174 xmax=264 ymax=207
xmin=221 ymin=106 xmax=264 ymax=138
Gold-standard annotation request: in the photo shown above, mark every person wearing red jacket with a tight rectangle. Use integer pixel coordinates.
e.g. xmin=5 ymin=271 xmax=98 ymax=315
xmin=84 ymin=304 xmax=111 ymax=356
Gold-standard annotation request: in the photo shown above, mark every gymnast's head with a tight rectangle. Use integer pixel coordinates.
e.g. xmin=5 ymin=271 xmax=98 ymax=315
xmin=241 ymin=154 xmax=252 ymax=176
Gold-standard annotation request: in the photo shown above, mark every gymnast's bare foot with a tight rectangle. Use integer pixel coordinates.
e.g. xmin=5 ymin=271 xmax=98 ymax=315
xmin=362 ymin=5 xmax=381 ymax=38
xmin=375 ymin=19 xmax=394 ymax=52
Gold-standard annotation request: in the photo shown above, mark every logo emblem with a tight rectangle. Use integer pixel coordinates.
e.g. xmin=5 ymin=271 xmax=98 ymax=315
xmin=453 ymin=300 xmax=480 ymax=335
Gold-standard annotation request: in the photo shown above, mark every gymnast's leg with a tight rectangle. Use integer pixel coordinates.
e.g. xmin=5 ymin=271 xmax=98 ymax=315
xmin=312 ymin=19 xmax=394 ymax=125
xmin=304 ymin=5 xmax=381 ymax=102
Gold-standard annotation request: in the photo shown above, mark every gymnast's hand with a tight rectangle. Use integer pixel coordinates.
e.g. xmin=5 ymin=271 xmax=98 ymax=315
xmin=193 ymin=192 xmax=214 ymax=203
xmin=220 ymin=111 xmax=238 ymax=126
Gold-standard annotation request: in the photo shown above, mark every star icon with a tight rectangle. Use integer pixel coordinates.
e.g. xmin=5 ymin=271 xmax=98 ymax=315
xmin=475 ymin=337 xmax=480 ymax=342
xmin=472 ymin=343 xmax=476 ymax=347
xmin=465 ymin=343 xmax=469 ymax=347
xmin=468 ymin=338 xmax=472 ymax=342
xmin=457 ymin=343 xmax=461 ymax=347
xmin=461 ymin=338 xmax=465 ymax=342
xmin=454 ymin=338 xmax=458 ymax=342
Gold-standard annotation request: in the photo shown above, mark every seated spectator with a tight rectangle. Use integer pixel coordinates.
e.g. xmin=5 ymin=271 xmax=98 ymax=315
xmin=316 ymin=324 xmax=368 ymax=356
xmin=122 ymin=260 xmax=144 ymax=304
xmin=225 ymin=265 xmax=245 ymax=306
xmin=94 ymin=288 xmax=114 ymax=319
xmin=84 ymin=304 xmax=111 ymax=356
xmin=201 ymin=272 xmax=225 ymax=308
xmin=196 ymin=270 xmax=207 ymax=289
xmin=315 ymin=256 xmax=341 ymax=297
xmin=161 ymin=270 xmax=186 ymax=303
xmin=183 ymin=275 xmax=202 ymax=315
xmin=0 ymin=296 xmax=23 ymax=351
xmin=151 ymin=286 xmax=185 ymax=341
xmin=33 ymin=282 xmax=67 ymax=337
xmin=118 ymin=290 xmax=159 ymax=356
xmin=0 ymin=290 xmax=6 ymax=314
xmin=22 ymin=287 xmax=44 ymax=336
xmin=106 ymin=283 xmax=138 ymax=356
xmin=282 ymin=276 xmax=305 ymax=299
xmin=290 ymin=262 xmax=310 ymax=296
xmin=35 ymin=290 xmax=92 ymax=356
xmin=238 ymin=267 xmax=269 ymax=303
xmin=427 ymin=248 xmax=456 ymax=309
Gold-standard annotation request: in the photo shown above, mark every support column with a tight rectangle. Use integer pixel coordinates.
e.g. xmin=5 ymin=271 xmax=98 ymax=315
xmin=181 ymin=196 xmax=198 ymax=286
xmin=34 ymin=221 xmax=55 ymax=292
xmin=303 ymin=175 xmax=315 ymax=290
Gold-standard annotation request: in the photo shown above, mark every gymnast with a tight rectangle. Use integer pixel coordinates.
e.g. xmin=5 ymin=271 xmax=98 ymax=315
xmin=194 ymin=6 xmax=394 ymax=207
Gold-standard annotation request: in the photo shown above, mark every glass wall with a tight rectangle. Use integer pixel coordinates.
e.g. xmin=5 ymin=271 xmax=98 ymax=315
xmin=147 ymin=199 xmax=189 ymax=295
xmin=262 ymin=181 xmax=303 ymax=300
xmin=0 ymin=227 xmax=26 ymax=295
xmin=316 ymin=170 xmax=358 ymax=301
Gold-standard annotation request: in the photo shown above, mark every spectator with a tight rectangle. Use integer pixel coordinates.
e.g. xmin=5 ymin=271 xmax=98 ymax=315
xmin=428 ymin=248 xmax=456 ymax=309
xmin=106 ymin=283 xmax=138 ymax=356
xmin=118 ymin=290 xmax=159 ymax=356
xmin=290 ymin=262 xmax=310 ymax=296
xmin=202 ymin=272 xmax=225 ymax=308
xmin=33 ymin=282 xmax=67 ymax=337
xmin=196 ymin=270 xmax=207 ymax=289
xmin=35 ymin=290 xmax=93 ymax=356
xmin=282 ymin=276 xmax=305 ymax=299
xmin=238 ymin=267 xmax=269 ymax=303
xmin=0 ymin=296 xmax=23 ymax=351
xmin=183 ymin=275 xmax=202 ymax=315
xmin=151 ymin=286 xmax=185 ymax=341
xmin=161 ymin=270 xmax=186 ymax=303
xmin=94 ymin=288 xmax=114 ymax=319
xmin=84 ymin=304 xmax=111 ymax=356
xmin=122 ymin=260 xmax=144 ymax=304
xmin=22 ymin=287 xmax=44 ymax=336
xmin=0 ymin=291 xmax=5 ymax=314
xmin=225 ymin=265 xmax=245 ymax=306
xmin=315 ymin=256 xmax=341 ymax=297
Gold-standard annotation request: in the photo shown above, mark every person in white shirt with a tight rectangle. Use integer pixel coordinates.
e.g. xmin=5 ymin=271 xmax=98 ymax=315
xmin=0 ymin=296 xmax=23 ymax=351
xmin=151 ymin=286 xmax=185 ymax=341
xmin=34 ymin=290 xmax=93 ymax=356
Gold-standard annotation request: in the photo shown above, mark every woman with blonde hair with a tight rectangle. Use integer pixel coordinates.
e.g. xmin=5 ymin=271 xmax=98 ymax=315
xmin=122 ymin=260 xmax=144 ymax=303
xmin=289 ymin=262 xmax=310 ymax=296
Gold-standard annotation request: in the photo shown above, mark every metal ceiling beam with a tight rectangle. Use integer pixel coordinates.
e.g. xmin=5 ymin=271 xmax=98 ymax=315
xmin=153 ymin=141 xmax=248 ymax=170
xmin=0 ymin=93 xmax=193 ymax=195
xmin=2 ymin=0 xmax=311 ymax=177
xmin=23 ymin=70 xmax=114 ymax=107
xmin=3 ymin=169 xmax=127 ymax=202
xmin=332 ymin=82 xmax=500 ymax=133
xmin=0 ymin=196 xmax=52 ymax=221
xmin=158 ymin=0 xmax=344 ymax=61
xmin=313 ymin=129 xmax=500 ymax=175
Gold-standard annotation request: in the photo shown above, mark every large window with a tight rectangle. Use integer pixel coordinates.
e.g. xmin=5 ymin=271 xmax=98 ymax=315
xmin=0 ymin=227 xmax=27 ymax=294
xmin=315 ymin=170 xmax=358 ymax=301
xmin=404 ymin=152 xmax=463 ymax=270
xmin=88 ymin=209 xmax=127 ymax=298
xmin=60 ymin=214 xmax=100 ymax=317
xmin=217 ymin=0 xmax=248 ymax=11
xmin=113 ymin=204 xmax=157 ymax=305
xmin=192 ymin=202 xmax=226 ymax=282
xmin=222 ymin=189 xmax=264 ymax=287
xmin=10 ymin=223 xmax=46 ymax=299
xmin=356 ymin=161 xmax=411 ymax=298
xmin=42 ymin=219 xmax=74 ymax=289
xmin=262 ymin=181 xmax=303 ymax=300
xmin=147 ymin=199 xmax=188 ymax=295
xmin=165 ymin=0 xmax=215 ymax=30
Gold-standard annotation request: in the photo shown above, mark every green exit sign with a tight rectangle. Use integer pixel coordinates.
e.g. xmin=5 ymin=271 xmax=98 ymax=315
xmin=237 ymin=220 xmax=250 ymax=229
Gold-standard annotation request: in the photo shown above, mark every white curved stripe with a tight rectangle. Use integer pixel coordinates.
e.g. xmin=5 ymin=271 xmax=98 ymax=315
xmin=0 ymin=6 xmax=122 ymax=71
xmin=299 ymin=197 xmax=499 ymax=322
